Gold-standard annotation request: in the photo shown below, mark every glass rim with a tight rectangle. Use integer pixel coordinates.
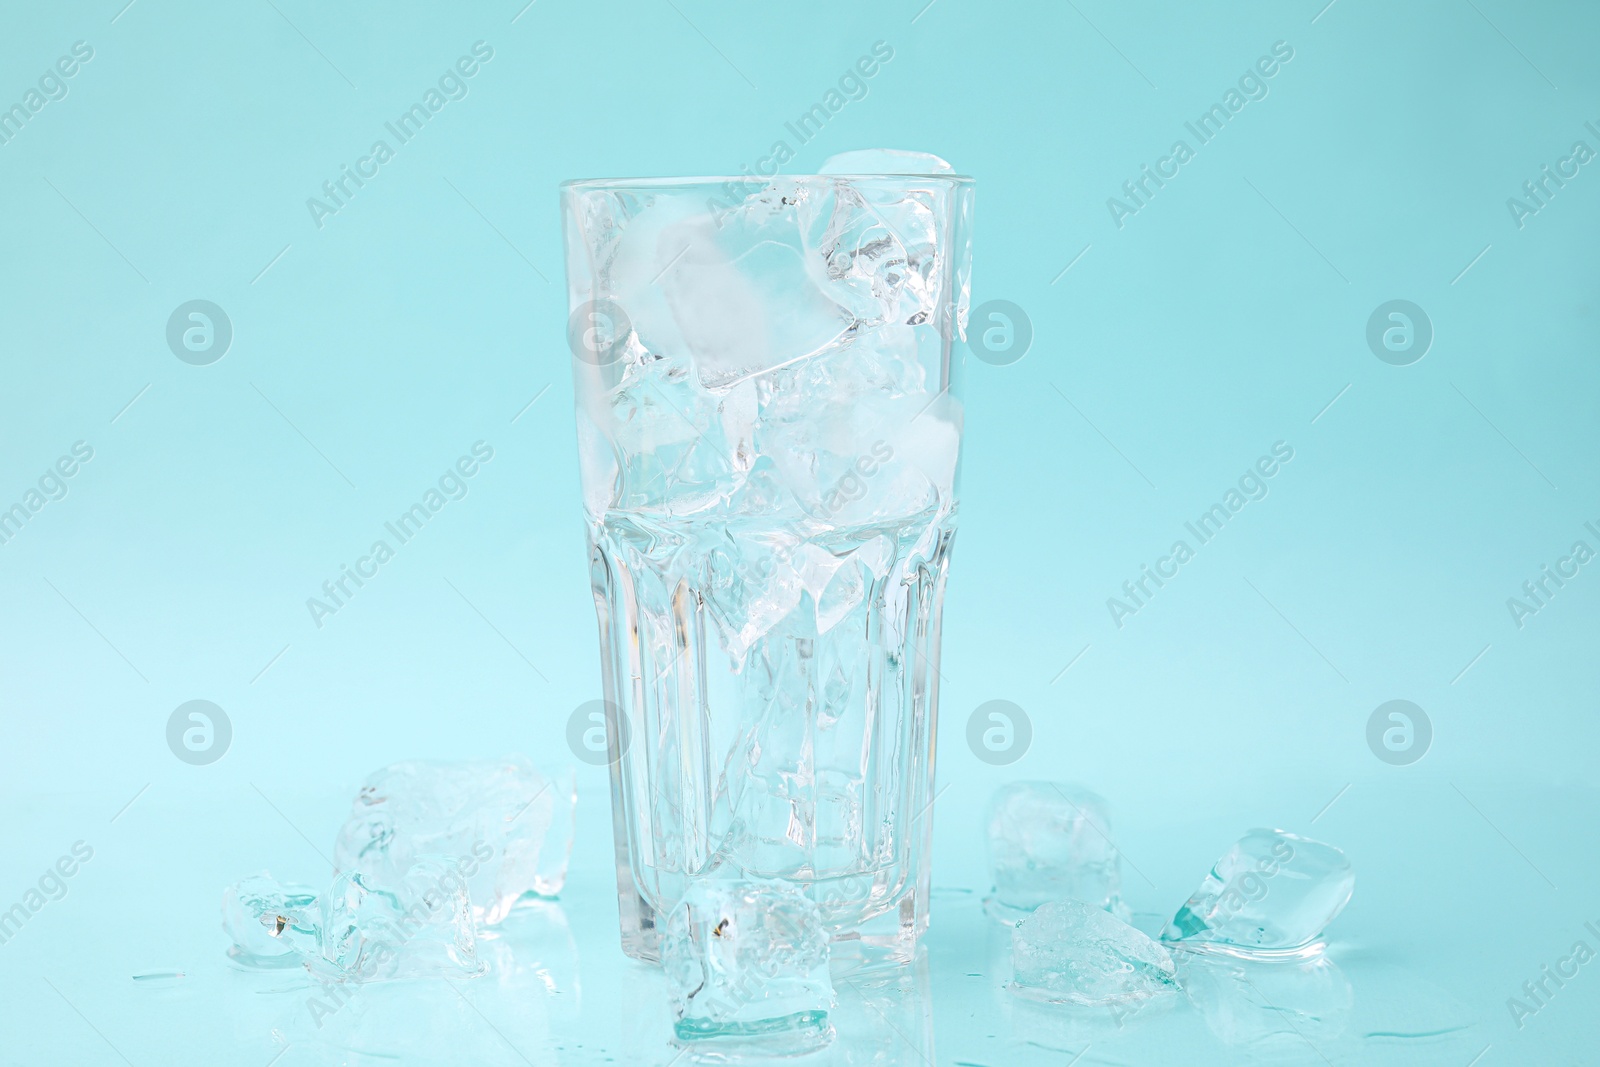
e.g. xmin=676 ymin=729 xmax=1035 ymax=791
xmin=561 ymin=173 xmax=974 ymax=191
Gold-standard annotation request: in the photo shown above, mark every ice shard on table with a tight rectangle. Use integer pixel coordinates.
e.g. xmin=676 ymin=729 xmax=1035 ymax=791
xmin=661 ymin=880 xmax=835 ymax=1052
xmin=332 ymin=756 xmax=576 ymax=925
xmin=222 ymin=873 xmax=320 ymax=968
xmin=318 ymin=856 xmax=486 ymax=981
xmin=1010 ymin=899 xmax=1179 ymax=1006
xmin=1163 ymin=828 xmax=1354 ymax=958
xmin=985 ymin=782 xmax=1124 ymax=922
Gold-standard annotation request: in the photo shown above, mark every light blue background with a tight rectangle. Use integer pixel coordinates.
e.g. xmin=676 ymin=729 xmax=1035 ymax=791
xmin=1 ymin=0 xmax=1597 ymax=1063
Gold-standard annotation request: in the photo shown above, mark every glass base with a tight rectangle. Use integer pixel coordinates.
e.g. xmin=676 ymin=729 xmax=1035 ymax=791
xmin=615 ymin=882 xmax=927 ymax=977
xmin=828 ymin=893 xmax=926 ymax=978
xmin=673 ymin=1010 xmax=834 ymax=1058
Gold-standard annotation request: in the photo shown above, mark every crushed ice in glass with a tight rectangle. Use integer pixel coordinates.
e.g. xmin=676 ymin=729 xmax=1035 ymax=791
xmin=565 ymin=154 xmax=972 ymax=924
xmin=221 ymin=873 xmax=320 ymax=968
xmin=985 ymin=782 xmax=1125 ymax=922
xmin=661 ymin=880 xmax=835 ymax=1050
xmin=1163 ymin=828 xmax=1354 ymax=957
xmin=333 ymin=756 xmax=576 ymax=925
xmin=1010 ymin=899 xmax=1179 ymax=1006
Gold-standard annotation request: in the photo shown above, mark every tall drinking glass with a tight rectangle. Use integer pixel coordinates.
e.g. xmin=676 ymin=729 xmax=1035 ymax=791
xmin=561 ymin=169 xmax=973 ymax=967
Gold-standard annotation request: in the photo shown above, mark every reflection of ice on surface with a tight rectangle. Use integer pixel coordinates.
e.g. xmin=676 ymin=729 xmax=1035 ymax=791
xmin=1180 ymin=951 xmax=1354 ymax=1055
xmin=260 ymin=904 xmax=583 ymax=1065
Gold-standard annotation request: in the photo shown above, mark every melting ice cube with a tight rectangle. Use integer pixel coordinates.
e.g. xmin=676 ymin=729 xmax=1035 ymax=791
xmin=222 ymin=874 xmax=320 ymax=968
xmin=661 ymin=879 xmax=835 ymax=1052
xmin=333 ymin=756 xmax=576 ymax=925
xmin=1010 ymin=899 xmax=1179 ymax=1006
xmin=985 ymin=782 xmax=1125 ymax=922
xmin=319 ymin=856 xmax=486 ymax=981
xmin=1163 ymin=829 xmax=1354 ymax=958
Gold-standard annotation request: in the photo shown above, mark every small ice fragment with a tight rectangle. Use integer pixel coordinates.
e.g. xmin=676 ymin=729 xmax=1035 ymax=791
xmin=319 ymin=856 xmax=486 ymax=981
xmin=985 ymin=782 xmax=1125 ymax=922
xmin=818 ymin=149 xmax=955 ymax=175
xmin=222 ymin=873 xmax=321 ymax=969
xmin=661 ymin=880 xmax=835 ymax=1052
xmin=333 ymin=756 xmax=576 ymax=925
xmin=1010 ymin=900 xmax=1179 ymax=1006
xmin=1163 ymin=829 xmax=1354 ymax=958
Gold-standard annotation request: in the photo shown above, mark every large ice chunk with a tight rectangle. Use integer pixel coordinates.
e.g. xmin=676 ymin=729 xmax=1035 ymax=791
xmin=1163 ymin=829 xmax=1354 ymax=958
xmin=319 ymin=856 xmax=486 ymax=981
xmin=985 ymin=782 xmax=1124 ymax=921
xmin=222 ymin=860 xmax=488 ymax=982
xmin=1010 ymin=900 xmax=1179 ymax=1006
xmin=614 ymin=202 xmax=854 ymax=391
xmin=661 ymin=879 xmax=835 ymax=1052
xmin=222 ymin=873 xmax=320 ymax=968
xmin=333 ymin=756 xmax=576 ymax=925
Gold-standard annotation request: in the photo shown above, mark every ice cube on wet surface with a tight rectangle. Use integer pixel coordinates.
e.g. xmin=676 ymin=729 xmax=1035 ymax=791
xmin=1163 ymin=828 xmax=1354 ymax=958
xmin=985 ymin=782 xmax=1125 ymax=921
xmin=221 ymin=873 xmax=320 ymax=968
xmin=333 ymin=755 xmax=576 ymax=925
xmin=319 ymin=856 xmax=486 ymax=981
xmin=1010 ymin=899 xmax=1180 ymax=1006
xmin=661 ymin=879 xmax=835 ymax=1052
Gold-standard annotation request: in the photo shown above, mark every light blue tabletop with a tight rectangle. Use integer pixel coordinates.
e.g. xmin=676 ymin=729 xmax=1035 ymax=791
xmin=2 ymin=0 xmax=1597 ymax=1063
